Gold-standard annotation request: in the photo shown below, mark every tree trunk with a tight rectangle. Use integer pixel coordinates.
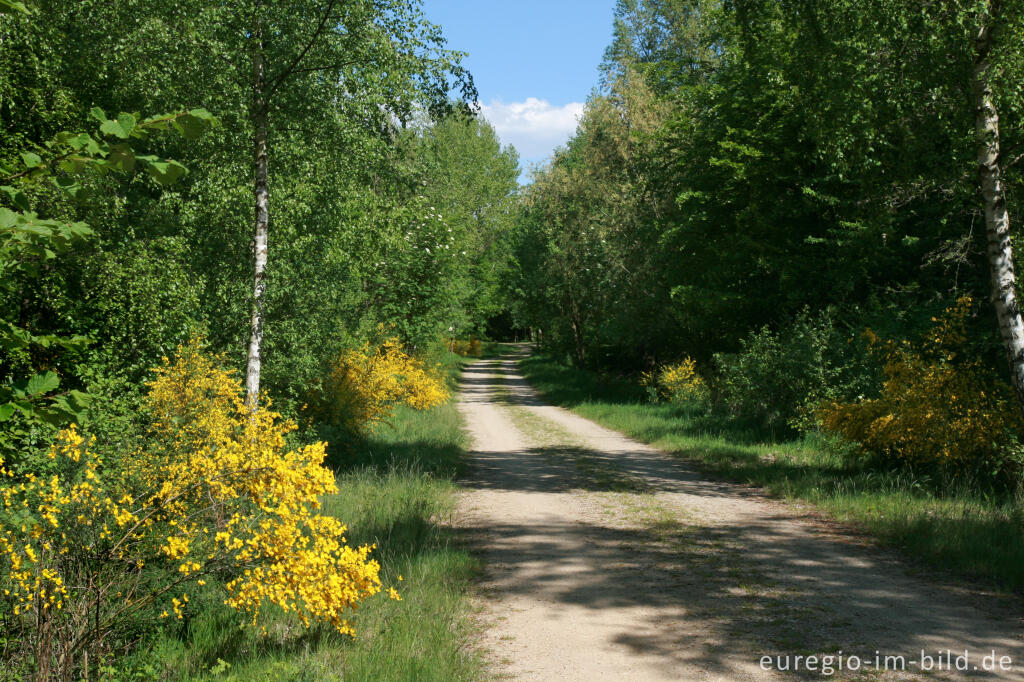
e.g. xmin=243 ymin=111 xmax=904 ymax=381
xmin=246 ymin=16 xmax=269 ymax=408
xmin=569 ymin=299 xmax=586 ymax=366
xmin=974 ymin=0 xmax=1024 ymax=417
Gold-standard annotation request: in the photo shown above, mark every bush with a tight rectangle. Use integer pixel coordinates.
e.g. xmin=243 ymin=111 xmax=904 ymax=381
xmin=641 ymin=358 xmax=709 ymax=406
xmin=448 ymin=338 xmax=482 ymax=357
xmin=0 ymin=340 xmax=389 ymax=678
xmin=713 ymin=310 xmax=877 ymax=433
xmin=817 ymin=298 xmax=1024 ymax=481
xmin=310 ymin=337 xmax=449 ymax=437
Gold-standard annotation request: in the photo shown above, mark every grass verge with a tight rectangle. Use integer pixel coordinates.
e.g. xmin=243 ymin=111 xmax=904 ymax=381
xmin=118 ymin=353 xmax=481 ymax=681
xmin=519 ymin=352 xmax=1024 ymax=594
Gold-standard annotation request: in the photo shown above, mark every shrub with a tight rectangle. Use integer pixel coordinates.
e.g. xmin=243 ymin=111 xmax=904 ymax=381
xmin=311 ymin=338 xmax=449 ymax=436
xmin=448 ymin=338 xmax=482 ymax=357
xmin=0 ymin=340 xmax=389 ymax=678
xmin=817 ymin=298 xmax=1024 ymax=480
xmin=713 ymin=310 xmax=877 ymax=433
xmin=642 ymin=358 xmax=709 ymax=406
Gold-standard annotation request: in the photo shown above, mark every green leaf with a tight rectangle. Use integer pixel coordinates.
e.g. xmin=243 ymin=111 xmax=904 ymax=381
xmin=0 ymin=207 xmax=17 ymax=228
xmin=20 ymin=151 xmax=42 ymax=168
xmin=106 ymin=144 xmax=137 ymax=173
xmin=26 ymin=371 xmax=59 ymax=396
xmin=0 ymin=320 xmax=32 ymax=351
xmin=172 ymin=114 xmax=207 ymax=140
xmin=146 ymin=159 xmax=187 ymax=186
xmin=188 ymin=108 xmax=216 ymax=122
xmin=0 ymin=185 xmax=30 ymax=210
xmin=16 ymin=221 xmax=54 ymax=238
xmin=117 ymin=113 xmax=137 ymax=137
xmin=56 ymin=131 xmax=100 ymax=155
xmin=89 ymin=107 xmax=107 ymax=124
xmin=53 ymin=175 xmax=84 ymax=198
xmin=0 ymin=404 xmax=15 ymax=422
xmin=34 ymin=405 xmax=67 ymax=427
xmin=0 ymin=0 xmax=30 ymax=15
xmin=64 ymin=222 xmax=93 ymax=239
xmin=100 ymin=113 xmax=136 ymax=139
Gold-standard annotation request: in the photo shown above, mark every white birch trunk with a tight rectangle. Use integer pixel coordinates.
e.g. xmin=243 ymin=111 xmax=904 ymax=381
xmin=246 ymin=17 xmax=269 ymax=408
xmin=974 ymin=0 xmax=1024 ymax=416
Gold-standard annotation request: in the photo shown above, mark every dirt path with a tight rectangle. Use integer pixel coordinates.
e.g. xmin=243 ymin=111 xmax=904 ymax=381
xmin=455 ymin=352 xmax=1024 ymax=680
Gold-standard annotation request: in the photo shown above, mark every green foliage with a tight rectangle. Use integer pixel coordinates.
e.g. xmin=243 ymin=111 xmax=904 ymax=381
xmin=1 ymin=0 xmax=508 ymax=429
xmin=0 ymin=106 xmax=214 ymax=467
xmin=513 ymin=0 xmax=1022 ymax=364
xmin=83 ymin=238 xmax=205 ymax=381
xmin=712 ymin=311 xmax=879 ymax=433
xmin=511 ymin=0 xmax=1024 ymax=494
xmin=0 ymin=0 xmax=503 ymax=676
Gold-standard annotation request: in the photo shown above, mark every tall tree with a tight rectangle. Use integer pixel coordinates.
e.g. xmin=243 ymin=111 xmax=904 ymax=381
xmin=973 ymin=0 xmax=1024 ymax=414
xmin=1 ymin=0 xmax=478 ymax=421
xmin=222 ymin=0 xmax=475 ymax=406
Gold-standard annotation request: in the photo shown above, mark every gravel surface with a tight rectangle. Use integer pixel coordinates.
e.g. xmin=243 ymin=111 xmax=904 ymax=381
xmin=455 ymin=353 xmax=1023 ymax=681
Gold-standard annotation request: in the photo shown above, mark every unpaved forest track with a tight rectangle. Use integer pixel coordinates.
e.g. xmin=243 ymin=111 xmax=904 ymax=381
xmin=455 ymin=352 xmax=1024 ymax=681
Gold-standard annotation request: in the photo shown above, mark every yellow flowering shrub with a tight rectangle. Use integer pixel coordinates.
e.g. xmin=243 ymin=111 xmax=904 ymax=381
xmin=311 ymin=337 xmax=449 ymax=435
xmin=817 ymin=298 xmax=1023 ymax=471
xmin=0 ymin=340 xmax=389 ymax=676
xmin=642 ymin=358 xmax=709 ymax=405
xmin=449 ymin=338 xmax=482 ymax=357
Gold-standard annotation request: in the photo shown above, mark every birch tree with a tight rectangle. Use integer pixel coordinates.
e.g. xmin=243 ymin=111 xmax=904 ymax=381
xmin=228 ymin=0 xmax=474 ymax=407
xmin=973 ymin=0 xmax=1024 ymax=415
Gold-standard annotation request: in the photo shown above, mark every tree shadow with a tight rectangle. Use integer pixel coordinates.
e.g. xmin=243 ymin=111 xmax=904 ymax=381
xmin=457 ymin=351 xmax=1024 ymax=677
xmin=459 ymin=492 xmax=1023 ymax=679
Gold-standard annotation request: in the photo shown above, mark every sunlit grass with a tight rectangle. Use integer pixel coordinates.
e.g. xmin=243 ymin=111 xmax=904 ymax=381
xmin=520 ymin=353 xmax=1024 ymax=592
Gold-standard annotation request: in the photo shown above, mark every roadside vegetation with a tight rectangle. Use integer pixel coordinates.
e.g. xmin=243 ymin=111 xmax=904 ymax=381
xmin=520 ymin=353 xmax=1024 ymax=593
xmin=508 ymin=0 xmax=1024 ymax=597
xmin=114 ymin=353 xmax=483 ymax=681
xmin=0 ymin=0 xmax=511 ymax=677
xmin=5 ymin=0 xmax=1024 ymax=677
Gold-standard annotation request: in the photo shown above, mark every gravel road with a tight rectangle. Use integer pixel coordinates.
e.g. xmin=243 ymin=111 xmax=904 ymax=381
xmin=456 ymin=352 xmax=1023 ymax=681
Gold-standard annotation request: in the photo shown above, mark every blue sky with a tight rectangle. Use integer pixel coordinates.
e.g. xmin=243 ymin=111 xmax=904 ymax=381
xmin=421 ymin=1 xmax=619 ymax=180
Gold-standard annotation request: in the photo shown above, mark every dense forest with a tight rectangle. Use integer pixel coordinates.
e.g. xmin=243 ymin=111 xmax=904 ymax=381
xmin=512 ymin=0 xmax=1024 ymax=478
xmin=3 ymin=0 xmax=1024 ymax=678
xmin=0 ymin=0 xmax=519 ymax=451
xmin=0 ymin=0 xmax=517 ymax=677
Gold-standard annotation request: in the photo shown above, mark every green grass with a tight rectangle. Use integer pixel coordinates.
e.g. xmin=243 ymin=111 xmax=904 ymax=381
xmin=119 ymin=356 xmax=482 ymax=681
xmin=519 ymin=353 xmax=1024 ymax=594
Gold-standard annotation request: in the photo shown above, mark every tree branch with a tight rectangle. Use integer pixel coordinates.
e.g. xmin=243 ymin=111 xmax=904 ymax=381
xmin=266 ymin=0 xmax=341 ymax=98
xmin=285 ymin=60 xmax=357 ymax=76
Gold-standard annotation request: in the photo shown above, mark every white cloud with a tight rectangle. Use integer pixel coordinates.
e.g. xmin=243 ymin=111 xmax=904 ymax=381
xmin=479 ymin=98 xmax=585 ymax=164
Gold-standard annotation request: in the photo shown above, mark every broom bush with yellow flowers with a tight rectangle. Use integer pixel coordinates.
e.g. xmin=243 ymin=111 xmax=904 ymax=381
xmin=0 ymin=339 xmax=392 ymax=680
xmin=641 ymin=357 xmax=710 ymax=407
xmin=309 ymin=337 xmax=449 ymax=437
xmin=448 ymin=338 xmax=482 ymax=357
xmin=817 ymin=298 xmax=1024 ymax=482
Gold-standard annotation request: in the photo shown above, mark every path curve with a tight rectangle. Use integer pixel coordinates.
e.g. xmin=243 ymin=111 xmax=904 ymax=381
xmin=456 ymin=352 xmax=1023 ymax=680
